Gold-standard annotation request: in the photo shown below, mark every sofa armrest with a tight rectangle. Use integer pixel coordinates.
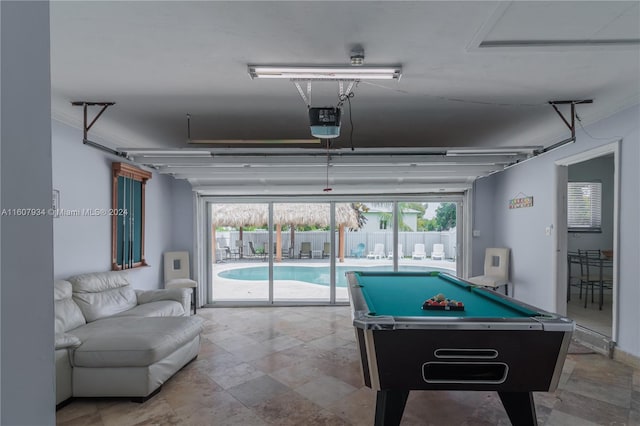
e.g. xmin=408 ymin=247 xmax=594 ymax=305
xmin=55 ymin=333 xmax=82 ymax=350
xmin=135 ymin=288 xmax=191 ymax=315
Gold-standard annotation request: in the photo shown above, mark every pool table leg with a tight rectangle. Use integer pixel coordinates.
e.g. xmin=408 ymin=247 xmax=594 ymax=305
xmin=498 ymin=391 xmax=537 ymax=426
xmin=374 ymin=390 xmax=409 ymax=426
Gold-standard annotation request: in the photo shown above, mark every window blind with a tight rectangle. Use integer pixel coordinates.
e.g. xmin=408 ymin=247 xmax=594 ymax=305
xmin=567 ymin=181 xmax=602 ymax=232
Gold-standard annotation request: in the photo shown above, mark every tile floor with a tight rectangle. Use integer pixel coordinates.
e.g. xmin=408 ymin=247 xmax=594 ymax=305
xmin=57 ymin=306 xmax=639 ymax=426
xmin=567 ymin=286 xmax=613 ymax=337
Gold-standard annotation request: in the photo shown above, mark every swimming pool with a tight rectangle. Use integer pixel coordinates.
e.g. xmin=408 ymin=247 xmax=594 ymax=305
xmin=218 ymin=265 xmax=453 ymax=287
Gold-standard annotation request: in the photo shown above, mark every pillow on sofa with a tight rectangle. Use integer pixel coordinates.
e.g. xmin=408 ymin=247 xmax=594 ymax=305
xmin=68 ymin=271 xmax=137 ymax=322
xmin=54 ymin=280 xmax=86 ymax=333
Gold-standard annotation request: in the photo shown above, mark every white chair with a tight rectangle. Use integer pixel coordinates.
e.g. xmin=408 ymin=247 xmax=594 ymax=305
xmin=431 ymin=243 xmax=445 ymax=260
xmin=163 ymin=251 xmax=197 ymax=314
xmin=467 ymin=248 xmax=511 ymax=295
xmin=388 ymin=244 xmax=404 ymax=259
xmin=215 ymin=241 xmax=230 ymax=263
xmin=412 ymin=243 xmax=426 ymax=260
xmin=367 ymin=243 xmax=385 ymax=259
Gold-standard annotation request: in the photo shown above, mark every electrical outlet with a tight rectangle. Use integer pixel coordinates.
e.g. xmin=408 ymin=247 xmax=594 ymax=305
xmin=473 ymin=230 xmax=480 ymax=237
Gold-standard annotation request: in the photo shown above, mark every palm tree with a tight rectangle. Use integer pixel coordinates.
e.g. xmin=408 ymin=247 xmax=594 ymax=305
xmin=349 ymin=203 xmax=369 ymax=231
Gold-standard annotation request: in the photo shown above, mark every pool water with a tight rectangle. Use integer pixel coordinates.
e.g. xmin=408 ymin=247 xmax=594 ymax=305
xmin=218 ymin=265 xmax=451 ymax=287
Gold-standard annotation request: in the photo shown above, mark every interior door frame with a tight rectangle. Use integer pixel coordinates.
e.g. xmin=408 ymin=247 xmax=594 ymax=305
xmin=554 ymin=141 xmax=620 ymax=341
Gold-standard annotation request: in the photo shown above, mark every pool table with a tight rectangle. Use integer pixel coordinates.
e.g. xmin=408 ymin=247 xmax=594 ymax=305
xmin=346 ymin=271 xmax=574 ymax=426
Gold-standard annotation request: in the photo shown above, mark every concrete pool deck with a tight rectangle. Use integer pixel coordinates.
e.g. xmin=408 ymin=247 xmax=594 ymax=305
xmin=210 ymin=257 xmax=457 ymax=302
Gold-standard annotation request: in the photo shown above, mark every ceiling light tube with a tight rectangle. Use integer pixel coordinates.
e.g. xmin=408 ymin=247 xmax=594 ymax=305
xmin=248 ymin=65 xmax=402 ymax=80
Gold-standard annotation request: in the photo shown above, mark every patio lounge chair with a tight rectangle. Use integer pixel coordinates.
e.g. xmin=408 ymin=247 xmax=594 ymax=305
xmin=412 ymin=243 xmax=426 ymax=260
xmin=350 ymin=243 xmax=365 ymax=258
xmin=388 ymin=244 xmax=403 ymax=259
xmin=299 ymin=242 xmax=312 ymax=259
xmin=431 ymin=243 xmax=445 ymax=260
xmin=322 ymin=242 xmax=332 ymax=258
xmin=248 ymin=241 xmax=263 ymax=259
xmin=367 ymin=243 xmax=385 ymax=260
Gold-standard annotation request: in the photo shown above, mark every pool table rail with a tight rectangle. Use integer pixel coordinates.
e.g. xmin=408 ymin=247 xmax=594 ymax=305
xmin=352 ymin=309 xmax=573 ymax=331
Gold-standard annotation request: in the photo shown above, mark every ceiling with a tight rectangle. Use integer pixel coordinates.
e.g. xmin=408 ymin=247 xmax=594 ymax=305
xmin=49 ymin=1 xmax=640 ymax=195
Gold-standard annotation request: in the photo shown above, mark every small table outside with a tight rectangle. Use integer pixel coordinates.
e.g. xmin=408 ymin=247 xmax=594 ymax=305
xmin=312 ymin=250 xmax=322 ymax=259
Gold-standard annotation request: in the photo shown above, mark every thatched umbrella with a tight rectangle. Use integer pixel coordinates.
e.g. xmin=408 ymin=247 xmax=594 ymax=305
xmin=211 ymin=204 xmax=267 ymax=258
xmin=211 ymin=203 xmax=358 ymax=261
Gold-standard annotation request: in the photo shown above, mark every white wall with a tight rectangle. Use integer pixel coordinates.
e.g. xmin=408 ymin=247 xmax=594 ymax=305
xmin=52 ymin=120 xmax=176 ymax=290
xmin=470 ymin=179 xmax=496 ymax=276
xmin=474 ymin=104 xmax=640 ymax=357
xmin=1 ymin=2 xmax=55 ymax=424
xmin=170 ymin=178 xmax=195 ymax=274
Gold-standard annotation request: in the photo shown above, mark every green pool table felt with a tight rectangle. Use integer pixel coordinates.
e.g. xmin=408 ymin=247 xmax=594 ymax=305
xmin=353 ymin=271 xmax=538 ymax=318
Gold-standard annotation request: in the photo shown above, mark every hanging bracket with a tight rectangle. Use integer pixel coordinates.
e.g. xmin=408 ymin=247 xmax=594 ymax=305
xmin=294 ymin=81 xmax=312 ymax=108
xmin=536 ymin=99 xmax=593 ymax=155
xmin=71 ymin=101 xmax=126 ymax=157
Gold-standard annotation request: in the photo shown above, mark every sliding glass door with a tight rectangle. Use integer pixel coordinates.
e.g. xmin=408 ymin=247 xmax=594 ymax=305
xmin=272 ymin=202 xmax=332 ymax=302
xmin=210 ymin=202 xmax=270 ymax=302
xmin=206 ymin=197 xmax=462 ymax=305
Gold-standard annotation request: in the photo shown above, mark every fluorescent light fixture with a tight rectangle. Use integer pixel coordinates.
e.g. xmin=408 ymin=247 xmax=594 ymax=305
xmin=446 ymin=148 xmax=535 ymax=156
xmin=188 ymin=139 xmax=321 ymax=144
xmin=123 ymin=149 xmax=212 ymax=157
xmin=248 ymin=65 xmax=402 ymax=80
xmin=479 ymin=39 xmax=640 ymax=48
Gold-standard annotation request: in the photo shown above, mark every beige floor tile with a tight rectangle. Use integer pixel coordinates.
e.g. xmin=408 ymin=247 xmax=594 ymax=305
xmin=324 ymin=387 xmax=376 ymax=425
xmin=294 ymin=375 xmax=358 ymax=408
xmin=227 ymin=375 xmax=290 ymax=407
xmin=207 ymin=362 xmax=265 ymax=389
xmin=57 ymin=306 xmax=640 ymax=426
xmin=269 ymin=361 xmax=325 ymax=388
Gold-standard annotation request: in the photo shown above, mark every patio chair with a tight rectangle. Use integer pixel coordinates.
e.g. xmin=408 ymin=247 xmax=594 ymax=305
xmin=366 ymin=243 xmax=385 ymax=260
xmin=247 ymin=241 xmax=265 ymax=260
xmin=388 ymin=244 xmax=403 ymax=259
xmin=231 ymin=240 xmax=243 ymax=259
xmin=215 ymin=242 xmax=230 ymax=262
xmin=350 ymin=243 xmax=365 ymax=258
xmin=299 ymin=242 xmax=312 ymax=259
xmin=431 ymin=243 xmax=445 ymax=260
xmin=322 ymin=242 xmax=332 ymax=258
xmin=412 ymin=243 xmax=426 ymax=260
xmin=468 ymin=248 xmax=510 ymax=295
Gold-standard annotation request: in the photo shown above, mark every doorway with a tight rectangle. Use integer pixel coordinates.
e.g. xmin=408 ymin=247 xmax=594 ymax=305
xmin=555 ymin=142 xmax=619 ymax=341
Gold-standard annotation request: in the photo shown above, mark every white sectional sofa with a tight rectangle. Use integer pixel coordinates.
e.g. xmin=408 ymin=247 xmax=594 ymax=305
xmin=55 ymin=271 xmax=203 ymax=407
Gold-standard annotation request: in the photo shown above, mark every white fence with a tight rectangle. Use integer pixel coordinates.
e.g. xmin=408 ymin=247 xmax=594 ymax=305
xmin=217 ymin=229 xmax=457 ymax=259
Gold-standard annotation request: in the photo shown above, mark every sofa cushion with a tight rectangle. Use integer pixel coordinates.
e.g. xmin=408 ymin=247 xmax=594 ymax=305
xmin=109 ymin=300 xmax=185 ymax=318
xmin=70 ymin=316 xmax=203 ymax=368
xmin=54 ymin=280 xmax=86 ymax=333
xmin=68 ymin=270 xmax=131 ymax=293
xmin=68 ymin=272 xmax=137 ymax=322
